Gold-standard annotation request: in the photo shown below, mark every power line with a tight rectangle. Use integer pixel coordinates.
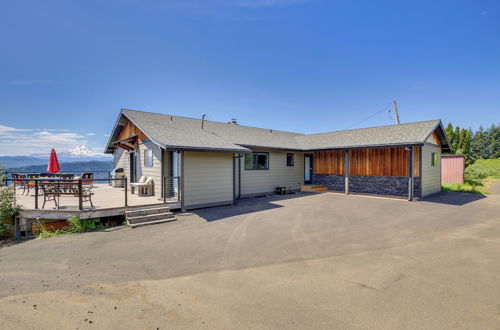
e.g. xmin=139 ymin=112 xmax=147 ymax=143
xmin=348 ymin=103 xmax=392 ymax=129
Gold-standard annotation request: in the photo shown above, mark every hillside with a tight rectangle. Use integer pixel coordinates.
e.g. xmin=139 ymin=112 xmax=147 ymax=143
xmin=0 ymin=156 xmax=48 ymax=169
xmin=6 ymin=160 xmax=114 ymax=175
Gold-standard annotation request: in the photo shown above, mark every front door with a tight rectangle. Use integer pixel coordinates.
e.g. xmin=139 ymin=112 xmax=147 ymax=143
xmin=304 ymin=155 xmax=313 ymax=184
xmin=130 ymin=151 xmax=137 ymax=183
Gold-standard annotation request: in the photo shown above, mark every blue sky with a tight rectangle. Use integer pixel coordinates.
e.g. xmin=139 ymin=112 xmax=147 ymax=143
xmin=1 ymin=0 xmax=499 ymax=155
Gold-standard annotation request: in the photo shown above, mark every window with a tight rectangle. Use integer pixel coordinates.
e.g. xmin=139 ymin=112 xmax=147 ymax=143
xmin=431 ymin=152 xmax=438 ymax=166
xmin=144 ymin=149 xmax=153 ymax=167
xmin=245 ymin=152 xmax=269 ymax=170
xmin=286 ymin=153 xmax=294 ymax=166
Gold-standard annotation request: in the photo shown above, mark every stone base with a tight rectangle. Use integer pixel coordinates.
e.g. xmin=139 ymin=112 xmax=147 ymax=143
xmin=312 ymin=174 xmax=345 ymax=192
xmin=312 ymin=174 xmax=421 ymax=197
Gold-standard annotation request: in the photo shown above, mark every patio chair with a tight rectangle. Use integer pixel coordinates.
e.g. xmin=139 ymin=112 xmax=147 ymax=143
xmin=130 ymin=176 xmax=154 ymax=196
xmin=70 ymin=182 xmax=94 ymax=208
xmin=12 ymin=174 xmax=27 ymax=195
xmin=25 ymin=174 xmax=39 ymax=196
xmin=81 ymin=172 xmax=94 ymax=188
xmin=41 ymin=182 xmax=58 ymax=208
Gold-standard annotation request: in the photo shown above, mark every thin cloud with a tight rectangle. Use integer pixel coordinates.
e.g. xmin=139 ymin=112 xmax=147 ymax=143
xmin=0 ymin=125 xmax=105 ymax=156
xmin=87 ymin=133 xmax=96 ymax=136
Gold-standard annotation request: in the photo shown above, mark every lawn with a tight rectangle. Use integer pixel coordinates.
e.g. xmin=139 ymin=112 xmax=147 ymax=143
xmin=441 ymin=182 xmax=486 ymax=194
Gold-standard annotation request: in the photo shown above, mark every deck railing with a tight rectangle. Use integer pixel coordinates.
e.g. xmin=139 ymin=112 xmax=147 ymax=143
xmin=4 ymin=170 xmax=112 ymax=180
xmin=163 ymin=176 xmax=181 ymax=203
xmin=3 ymin=177 xmax=128 ymax=210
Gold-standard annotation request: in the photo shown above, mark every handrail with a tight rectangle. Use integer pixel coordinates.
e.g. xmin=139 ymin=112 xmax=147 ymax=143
xmin=163 ymin=176 xmax=181 ymax=203
xmin=3 ymin=177 xmax=128 ymax=210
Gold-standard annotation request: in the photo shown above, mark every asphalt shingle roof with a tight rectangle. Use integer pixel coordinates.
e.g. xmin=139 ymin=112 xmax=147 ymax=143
xmin=295 ymin=120 xmax=441 ymax=150
xmin=108 ymin=109 xmax=444 ymax=153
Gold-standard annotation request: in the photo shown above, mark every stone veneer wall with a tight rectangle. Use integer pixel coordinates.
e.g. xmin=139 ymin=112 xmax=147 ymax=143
xmin=312 ymin=174 xmax=345 ymax=192
xmin=312 ymin=174 xmax=421 ymax=197
xmin=349 ymin=176 xmax=420 ymax=197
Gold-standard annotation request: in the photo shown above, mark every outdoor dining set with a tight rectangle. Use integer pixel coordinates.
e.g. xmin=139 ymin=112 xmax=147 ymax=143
xmin=11 ymin=172 xmax=95 ymax=209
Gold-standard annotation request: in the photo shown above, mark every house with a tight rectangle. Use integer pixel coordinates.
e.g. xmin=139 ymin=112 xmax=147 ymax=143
xmin=105 ymin=109 xmax=451 ymax=210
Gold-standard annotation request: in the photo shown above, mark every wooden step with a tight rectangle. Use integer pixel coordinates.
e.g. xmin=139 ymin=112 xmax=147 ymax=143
xmin=126 ymin=206 xmax=170 ymax=216
xmin=129 ymin=217 xmax=177 ymax=228
xmin=127 ymin=212 xmax=174 ymax=224
xmin=301 ymin=185 xmax=328 ymax=192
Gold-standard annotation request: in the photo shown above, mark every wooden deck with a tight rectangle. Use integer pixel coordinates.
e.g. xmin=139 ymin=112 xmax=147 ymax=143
xmin=15 ymin=184 xmax=181 ymax=220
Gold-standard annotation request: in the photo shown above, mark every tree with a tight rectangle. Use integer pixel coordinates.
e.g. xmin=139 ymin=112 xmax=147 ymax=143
xmin=452 ymin=126 xmax=460 ymax=152
xmin=445 ymin=123 xmax=454 ymax=153
xmin=489 ymin=123 xmax=500 ymax=159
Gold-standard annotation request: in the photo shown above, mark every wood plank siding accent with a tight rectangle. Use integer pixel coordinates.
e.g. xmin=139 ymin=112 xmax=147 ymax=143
xmin=313 ymin=150 xmax=346 ymax=175
xmin=313 ymin=147 xmax=420 ymax=177
xmin=426 ymin=132 xmax=441 ymax=145
xmin=118 ymin=119 xmax=149 ymax=142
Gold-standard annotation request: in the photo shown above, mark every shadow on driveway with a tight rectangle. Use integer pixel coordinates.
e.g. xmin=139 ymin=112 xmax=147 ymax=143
xmin=419 ymin=191 xmax=486 ymax=206
xmin=191 ymin=192 xmax=317 ymax=222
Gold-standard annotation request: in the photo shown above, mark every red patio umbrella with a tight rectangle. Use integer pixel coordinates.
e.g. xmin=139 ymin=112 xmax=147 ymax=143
xmin=47 ymin=149 xmax=61 ymax=174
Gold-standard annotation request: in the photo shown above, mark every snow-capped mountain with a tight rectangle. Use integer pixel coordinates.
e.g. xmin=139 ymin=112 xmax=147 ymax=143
xmin=62 ymin=144 xmax=106 ymax=158
xmin=30 ymin=144 xmax=111 ymax=162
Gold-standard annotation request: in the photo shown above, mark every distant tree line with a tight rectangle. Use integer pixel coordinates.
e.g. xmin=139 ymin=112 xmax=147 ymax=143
xmin=445 ymin=123 xmax=500 ymax=166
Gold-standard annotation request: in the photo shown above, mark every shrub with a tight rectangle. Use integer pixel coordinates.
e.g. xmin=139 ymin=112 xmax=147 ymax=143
xmin=464 ymin=158 xmax=500 ymax=182
xmin=35 ymin=216 xmax=103 ymax=239
xmin=0 ymin=167 xmax=6 ymax=188
xmin=0 ymin=186 xmax=19 ymax=236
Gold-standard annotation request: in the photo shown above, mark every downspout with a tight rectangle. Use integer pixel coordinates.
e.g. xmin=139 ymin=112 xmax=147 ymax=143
xmin=345 ymin=150 xmax=349 ymax=195
xmin=239 ymin=154 xmax=242 ymax=199
xmin=232 ymin=154 xmax=236 ymax=204
xmin=233 ymin=153 xmax=243 ymax=199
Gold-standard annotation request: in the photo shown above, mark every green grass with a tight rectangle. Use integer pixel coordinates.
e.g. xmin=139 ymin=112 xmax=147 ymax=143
xmin=441 ymin=183 xmax=485 ymax=194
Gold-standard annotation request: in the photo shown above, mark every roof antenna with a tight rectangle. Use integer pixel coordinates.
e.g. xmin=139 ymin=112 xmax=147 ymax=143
xmin=201 ymin=113 xmax=207 ymax=130
xmin=392 ymin=100 xmax=400 ymax=124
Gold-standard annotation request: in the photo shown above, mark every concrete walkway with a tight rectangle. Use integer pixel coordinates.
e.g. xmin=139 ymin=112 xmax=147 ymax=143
xmin=0 ymin=188 xmax=499 ymax=329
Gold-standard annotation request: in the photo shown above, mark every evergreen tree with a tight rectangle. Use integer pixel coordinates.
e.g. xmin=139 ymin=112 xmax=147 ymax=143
xmin=489 ymin=123 xmax=500 ymax=159
xmin=452 ymin=126 xmax=460 ymax=152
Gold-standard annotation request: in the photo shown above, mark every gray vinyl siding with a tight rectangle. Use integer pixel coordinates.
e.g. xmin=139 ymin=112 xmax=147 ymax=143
xmin=240 ymin=149 xmax=305 ymax=196
xmin=136 ymin=142 xmax=162 ymax=195
xmin=114 ymin=148 xmax=129 ymax=174
xmin=421 ymin=144 xmax=441 ymax=197
xmin=183 ymin=151 xmax=234 ymax=208
xmin=113 ymin=142 xmax=162 ymax=196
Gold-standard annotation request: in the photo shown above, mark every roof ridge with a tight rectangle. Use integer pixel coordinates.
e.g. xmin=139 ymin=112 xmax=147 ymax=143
xmin=299 ymin=119 xmax=441 ymax=137
xmin=121 ymin=108 xmax=304 ymax=136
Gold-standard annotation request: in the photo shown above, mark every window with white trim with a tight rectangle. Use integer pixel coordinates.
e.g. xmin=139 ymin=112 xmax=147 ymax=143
xmin=144 ymin=149 xmax=153 ymax=167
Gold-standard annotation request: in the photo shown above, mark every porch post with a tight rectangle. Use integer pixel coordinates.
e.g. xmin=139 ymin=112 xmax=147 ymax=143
xmin=78 ymin=179 xmax=83 ymax=210
xmin=345 ymin=150 xmax=349 ymax=195
xmin=180 ymin=151 xmax=186 ymax=212
xmin=408 ymin=146 xmax=414 ymax=201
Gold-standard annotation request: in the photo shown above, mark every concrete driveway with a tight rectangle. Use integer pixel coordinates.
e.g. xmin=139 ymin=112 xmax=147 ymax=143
xmin=1 ymin=186 xmax=500 ymax=329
